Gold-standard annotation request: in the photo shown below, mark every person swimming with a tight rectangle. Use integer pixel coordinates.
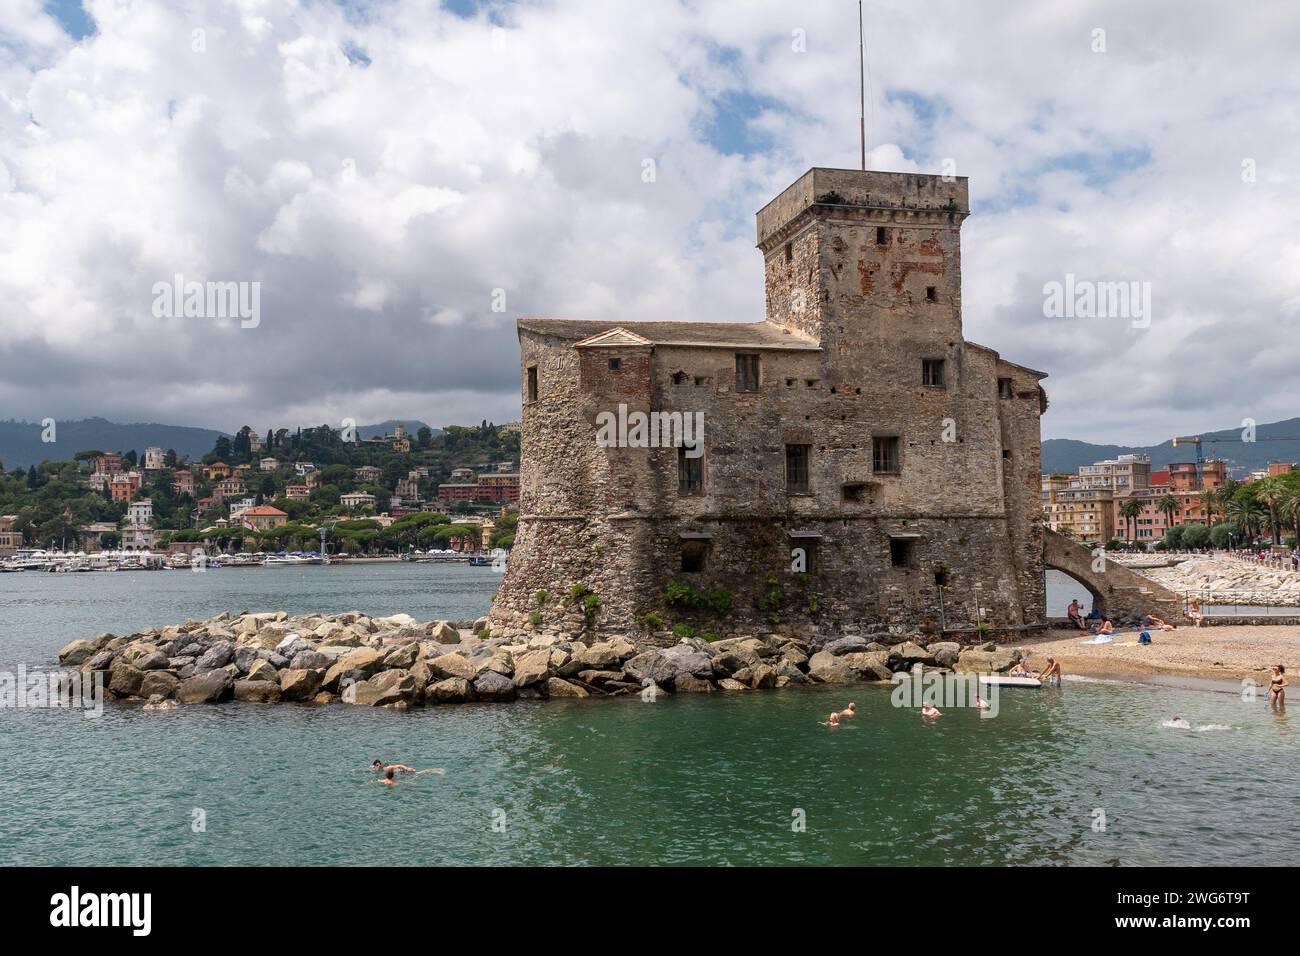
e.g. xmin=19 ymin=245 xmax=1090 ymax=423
xmin=380 ymin=768 xmax=397 ymax=786
xmin=921 ymin=701 xmax=942 ymax=717
xmin=821 ymin=712 xmax=840 ymax=727
xmin=373 ymin=760 xmax=415 ymax=774
xmin=1164 ymin=716 xmax=1192 ymax=730
xmin=974 ymin=695 xmax=991 ymax=711
xmin=834 ymin=702 xmax=857 ymax=719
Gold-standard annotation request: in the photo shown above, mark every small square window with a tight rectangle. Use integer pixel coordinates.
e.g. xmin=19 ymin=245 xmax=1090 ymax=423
xmin=890 ymin=538 xmax=916 ymax=569
xmin=998 ymin=377 xmax=1014 ymax=399
xmin=785 ymin=444 xmax=811 ymax=495
xmin=671 ymin=371 xmax=688 ymax=385
xmin=922 ymin=359 xmax=945 ymax=387
xmin=694 ymin=376 xmax=711 ymax=387
xmin=681 ymin=539 xmax=708 ymax=573
xmin=842 ymin=482 xmax=868 ymax=503
xmin=873 ymin=436 xmax=900 ymax=475
xmin=1002 ymin=449 xmax=1012 ymax=460
xmin=608 ymin=357 xmax=621 ymax=370
xmin=926 ymin=286 xmax=937 ymax=301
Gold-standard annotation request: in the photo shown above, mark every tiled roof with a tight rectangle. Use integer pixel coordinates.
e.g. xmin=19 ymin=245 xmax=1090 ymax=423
xmin=518 ymin=318 xmax=820 ymax=351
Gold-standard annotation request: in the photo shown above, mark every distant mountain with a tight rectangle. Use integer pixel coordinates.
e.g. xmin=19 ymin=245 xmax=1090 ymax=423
xmin=1043 ymin=417 xmax=1300 ymax=476
xmin=0 ymin=418 xmax=227 ymax=470
xmin=354 ymin=420 xmax=441 ymax=440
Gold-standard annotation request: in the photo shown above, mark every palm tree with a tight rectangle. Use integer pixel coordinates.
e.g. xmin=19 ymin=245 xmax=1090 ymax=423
xmin=1199 ymin=489 xmax=1219 ymax=524
xmin=1227 ymin=497 xmax=1266 ymax=547
xmin=1157 ymin=494 xmax=1180 ymax=540
xmin=1281 ymin=487 xmax=1300 ymax=547
xmin=1119 ymin=498 xmax=1143 ymax=546
xmin=1255 ymin=478 xmax=1287 ymax=546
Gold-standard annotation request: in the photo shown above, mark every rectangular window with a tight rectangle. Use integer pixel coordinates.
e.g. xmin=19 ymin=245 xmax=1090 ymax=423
xmin=922 ymin=358 xmax=945 ymax=387
xmin=791 ymin=538 xmax=818 ymax=574
xmin=735 ymin=353 xmax=760 ymax=392
xmin=785 ymin=444 xmax=811 ymax=494
xmin=678 ymin=447 xmax=703 ymax=496
xmin=876 ymin=226 xmax=888 ymax=245
xmin=681 ymin=539 xmax=708 ymax=573
xmin=889 ymin=538 xmax=915 ymax=568
xmin=608 ymin=357 xmax=621 ymax=370
xmin=872 ymin=436 xmax=900 ymax=475
xmin=997 ymin=377 xmax=1014 ymax=399
xmin=925 ymin=286 xmax=937 ymax=301
xmin=526 ymin=365 xmax=538 ymax=403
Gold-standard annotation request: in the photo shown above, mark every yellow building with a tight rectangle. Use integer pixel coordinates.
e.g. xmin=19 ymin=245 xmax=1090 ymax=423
xmin=238 ymin=506 xmax=289 ymax=531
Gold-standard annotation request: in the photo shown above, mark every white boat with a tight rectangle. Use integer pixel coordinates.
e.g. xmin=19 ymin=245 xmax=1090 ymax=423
xmin=978 ymin=674 xmax=1042 ymax=688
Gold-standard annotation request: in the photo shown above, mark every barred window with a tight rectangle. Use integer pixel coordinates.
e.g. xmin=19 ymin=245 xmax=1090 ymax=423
xmin=922 ymin=358 xmax=945 ymax=387
xmin=678 ymin=446 xmax=704 ymax=496
xmin=735 ymin=353 xmax=761 ymax=392
xmin=873 ymin=436 xmax=900 ymax=475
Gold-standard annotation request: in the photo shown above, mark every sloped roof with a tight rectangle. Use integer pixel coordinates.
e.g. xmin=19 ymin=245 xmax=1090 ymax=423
xmin=518 ymin=318 xmax=820 ymax=351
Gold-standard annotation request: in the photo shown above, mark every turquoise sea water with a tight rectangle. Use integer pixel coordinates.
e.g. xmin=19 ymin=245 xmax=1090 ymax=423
xmin=0 ymin=564 xmax=1295 ymax=866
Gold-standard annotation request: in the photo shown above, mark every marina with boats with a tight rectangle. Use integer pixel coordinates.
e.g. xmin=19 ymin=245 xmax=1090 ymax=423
xmin=0 ymin=547 xmax=493 ymax=573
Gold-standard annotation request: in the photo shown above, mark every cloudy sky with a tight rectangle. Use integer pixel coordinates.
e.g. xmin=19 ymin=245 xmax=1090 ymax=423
xmin=2 ymin=0 xmax=1298 ymax=442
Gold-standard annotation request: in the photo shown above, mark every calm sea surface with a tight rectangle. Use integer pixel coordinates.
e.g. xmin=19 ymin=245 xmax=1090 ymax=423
xmin=0 ymin=564 xmax=1294 ymax=866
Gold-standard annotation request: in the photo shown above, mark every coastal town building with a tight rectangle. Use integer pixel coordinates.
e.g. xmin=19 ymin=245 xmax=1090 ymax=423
xmin=340 ymin=492 xmax=376 ymax=510
xmin=492 ymin=167 xmax=1049 ymax=637
xmin=109 ymin=472 xmax=142 ymax=502
xmin=143 ymin=447 xmax=165 ymax=470
xmin=206 ymin=462 xmax=231 ymax=480
xmin=0 ymin=515 xmax=22 ymax=556
xmin=259 ymin=457 xmax=280 ymax=471
xmin=284 ymin=483 xmax=312 ymax=500
xmin=1168 ymin=459 xmax=1226 ymax=492
xmin=213 ymin=477 xmax=246 ymax=502
xmin=94 ymin=453 xmax=124 ymax=475
xmin=354 ymin=465 xmax=383 ymax=484
xmin=171 ymin=469 xmax=195 ymax=495
xmin=126 ymin=499 xmax=153 ymax=526
xmin=238 ymin=505 xmax=289 ymax=531
xmin=1076 ymin=454 xmax=1150 ymax=493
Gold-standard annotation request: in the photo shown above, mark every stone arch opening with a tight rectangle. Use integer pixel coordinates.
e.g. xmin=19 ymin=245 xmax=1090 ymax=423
xmin=1044 ymin=565 xmax=1105 ymax=620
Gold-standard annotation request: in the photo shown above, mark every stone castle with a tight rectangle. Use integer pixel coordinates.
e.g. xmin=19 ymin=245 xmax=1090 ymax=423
xmin=490 ymin=167 xmax=1048 ymax=643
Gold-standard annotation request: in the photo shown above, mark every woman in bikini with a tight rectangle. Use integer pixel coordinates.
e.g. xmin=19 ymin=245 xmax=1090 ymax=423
xmin=1268 ymin=664 xmax=1287 ymax=708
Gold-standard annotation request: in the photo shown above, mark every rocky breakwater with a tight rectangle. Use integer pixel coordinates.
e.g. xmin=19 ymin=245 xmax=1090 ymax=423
xmin=56 ymin=612 xmax=1024 ymax=709
xmin=1143 ymin=556 xmax=1300 ymax=607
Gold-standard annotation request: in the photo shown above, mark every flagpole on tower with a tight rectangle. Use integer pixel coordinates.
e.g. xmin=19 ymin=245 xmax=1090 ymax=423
xmin=858 ymin=0 xmax=866 ymax=170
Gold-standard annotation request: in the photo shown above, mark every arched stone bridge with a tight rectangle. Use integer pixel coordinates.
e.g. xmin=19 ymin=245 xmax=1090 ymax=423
xmin=1043 ymin=528 xmax=1188 ymax=623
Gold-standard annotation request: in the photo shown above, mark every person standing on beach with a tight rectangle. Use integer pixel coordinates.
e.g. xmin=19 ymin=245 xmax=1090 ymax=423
xmin=1269 ymin=665 xmax=1287 ymax=708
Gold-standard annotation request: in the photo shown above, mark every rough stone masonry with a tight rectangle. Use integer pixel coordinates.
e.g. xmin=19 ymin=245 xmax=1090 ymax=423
xmin=491 ymin=167 xmax=1049 ymax=645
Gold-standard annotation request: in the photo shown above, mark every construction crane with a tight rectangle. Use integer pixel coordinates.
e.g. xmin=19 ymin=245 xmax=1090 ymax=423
xmin=1172 ymin=436 xmax=1205 ymax=487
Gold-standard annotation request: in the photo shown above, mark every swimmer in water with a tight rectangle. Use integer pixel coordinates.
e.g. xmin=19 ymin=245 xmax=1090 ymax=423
xmin=834 ymin=702 xmax=857 ymax=719
xmin=974 ymin=695 xmax=991 ymax=711
xmin=373 ymin=760 xmax=415 ymax=774
xmin=921 ymin=701 xmax=942 ymax=717
xmin=1166 ymin=716 xmax=1192 ymax=730
xmin=821 ymin=712 xmax=840 ymax=727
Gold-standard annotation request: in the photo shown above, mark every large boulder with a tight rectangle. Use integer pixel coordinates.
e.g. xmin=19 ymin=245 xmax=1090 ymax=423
xmin=274 ymin=634 xmax=311 ymax=659
xmin=807 ymin=650 xmax=855 ymax=684
xmin=511 ymin=649 xmax=551 ymax=687
xmin=928 ymin=641 xmax=962 ymax=669
xmin=233 ymin=680 xmax=282 ymax=703
xmin=428 ymin=621 xmax=460 ymax=644
xmin=622 ymin=651 xmax=659 ymax=684
xmin=472 ymin=670 xmax=516 ymax=701
xmin=573 ymin=642 xmax=621 ymax=670
xmin=246 ymin=659 xmax=280 ymax=684
xmin=823 ymin=636 xmax=872 ymax=656
xmin=195 ymin=641 xmax=235 ymax=673
xmin=954 ymin=649 xmax=1016 ymax=673
xmin=383 ymin=643 xmax=420 ymax=669
xmin=647 ymin=646 xmax=714 ymax=686
xmin=176 ymin=670 xmax=233 ymax=704
xmin=429 ymin=652 xmax=477 ymax=682
xmin=322 ymin=648 xmax=387 ymax=690
xmin=544 ymin=677 xmax=589 ymax=699
xmin=139 ymin=671 xmax=179 ymax=699
xmin=888 ymin=641 xmax=935 ymax=669
xmin=58 ymin=639 xmax=98 ymax=667
xmin=675 ymin=675 xmax=716 ymax=693
xmin=345 ymin=669 xmax=416 ymax=707
xmin=426 ymin=677 xmax=473 ymax=704
xmin=279 ymin=668 xmax=324 ymax=701
xmin=749 ymin=663 xmax=778 ymax=689
xmin=108 ymin=662 xmax=146 ymax=697
xmin=289 ymin=650 xmax=333 ymax=671
xmin=841 ymin=651 xmax=892 ymax=682
xmin=774 ymin=659 xmax=810 ymax=684
xmin=135 ymin=650 xmax=170 ymax=671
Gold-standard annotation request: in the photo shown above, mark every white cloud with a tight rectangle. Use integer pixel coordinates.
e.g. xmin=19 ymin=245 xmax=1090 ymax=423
xmin=0 ymin=0 xmax=1296 ymax=446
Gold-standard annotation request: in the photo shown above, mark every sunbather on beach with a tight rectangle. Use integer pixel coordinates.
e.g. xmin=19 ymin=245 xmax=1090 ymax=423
xmin=1067 ymin=599 xmax=1087 ymax=631
xmin=1093 ymin=617 xmax=1114 ymax=635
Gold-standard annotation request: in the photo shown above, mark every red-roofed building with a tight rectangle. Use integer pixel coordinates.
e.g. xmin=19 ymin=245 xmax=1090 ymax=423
xmin=238 ymin=506 xmax=289 ymax=531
